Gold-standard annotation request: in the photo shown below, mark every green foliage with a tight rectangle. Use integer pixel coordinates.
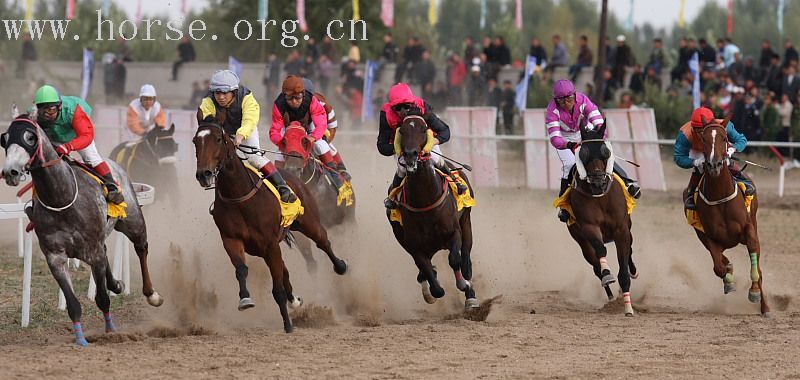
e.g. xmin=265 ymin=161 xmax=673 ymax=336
xmin=639 ymin=83 xmax=692 ymax=138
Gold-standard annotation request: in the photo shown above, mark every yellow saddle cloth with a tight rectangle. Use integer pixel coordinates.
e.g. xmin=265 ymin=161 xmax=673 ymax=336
xmin=114 ymin=142 xmax=139 ymax=174
xmin=685 ymin=181 xmax=754 ymax=233
xmin=243 ymin=164 xmax=304 ymax=228
xmin=552 ymin=174 xmax=636 ymax=226
xmin=388 ymin=169 xmax=475 ymax=226
xmin=31 ymin=166 xmax=129 ymax=219
xmin=336 ymin=178 xmax=355 ymax=207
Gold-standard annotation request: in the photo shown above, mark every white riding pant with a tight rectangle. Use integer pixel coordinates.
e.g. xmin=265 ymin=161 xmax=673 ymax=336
xmin=395 ymin=145 xmax=444 ymax=178
xmin=556 ymin=147 xmax=575 ymax=179
xmin=234 ymin=129 xmax=271 ymax=170
xmin=274 ymin=138 xmax=332 ymax=162
xmin=77 ymin=141 xmax=104 ymax=167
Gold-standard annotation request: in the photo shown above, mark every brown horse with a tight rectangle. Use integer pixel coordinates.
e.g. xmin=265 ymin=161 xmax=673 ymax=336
xmin=567 ymin=124 xmax=637 ymax=316
xmin=109 ymin=125 xmax=179 ymax=204
xmin=389 ymin=115 xmax=477 ymax=309
xmin=683 ymin=115 xmax=770 ymax=317
xmin=192 ymin=120 xmax=347 ymax=333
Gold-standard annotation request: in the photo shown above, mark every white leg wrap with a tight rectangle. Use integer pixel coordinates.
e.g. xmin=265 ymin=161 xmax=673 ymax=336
xmin=623 ymin=292 xmax=634 ymax=316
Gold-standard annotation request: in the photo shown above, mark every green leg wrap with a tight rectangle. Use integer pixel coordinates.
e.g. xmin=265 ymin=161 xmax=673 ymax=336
xmin=749 ymin=252 xmax=760 ymax=282
xmin=724 ymin=272 xmax=735 ymax=284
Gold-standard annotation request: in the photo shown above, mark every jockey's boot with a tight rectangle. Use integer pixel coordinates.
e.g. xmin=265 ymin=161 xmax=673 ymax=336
xmin=101 ymin=174 xmax=125 ymax=205
xmin=685 ymin=170 xmax=702 ymax=210
xmin=319 ymin=152 xmax=345 ymax=190
xmin=558 ymin=178 xmax=571 ymax=223
xmin=384 ymin=173 xmax=403 ymax=209
xmin=436 ymin=161 xmax=468 ymax=195
xmin=730 ymin=168 xmax=756 ymax=196
xmin=626 ymin=181 xmax=642 ymax=199
xmin=332 ymin=151 xmax=352 ymax=181
xmin=266 ymin=171 xmax=298 ymax=203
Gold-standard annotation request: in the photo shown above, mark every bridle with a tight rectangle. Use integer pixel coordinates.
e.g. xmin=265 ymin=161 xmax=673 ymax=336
xmin=394 ymin=115 xmax=450 ymax=212
xmin=195 ymin=123 xmax=264 ymax=204
xmin=573 ymin=138 xmax=613 ymax=197
xmin=696 ymin=123 xmax=738 ymax=205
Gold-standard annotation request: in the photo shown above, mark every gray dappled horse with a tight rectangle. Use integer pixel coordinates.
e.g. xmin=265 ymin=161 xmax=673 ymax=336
xmin=1 ymin=117 xmax=163 ymax=346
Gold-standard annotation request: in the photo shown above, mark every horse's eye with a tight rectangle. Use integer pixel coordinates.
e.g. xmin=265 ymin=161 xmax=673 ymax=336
xmin=578 ymin=148 xmax=589 ymax=162
xmin=23 ymin=130 xmax=35 ymax=146
xmin=600 ymin=145 xmax=611 ymax=159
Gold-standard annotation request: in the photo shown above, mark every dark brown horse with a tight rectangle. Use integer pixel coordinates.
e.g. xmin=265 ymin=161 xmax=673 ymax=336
xmin=683 ymin=115 xmax=770 ymax=317
xmin=192 ymin=120 xmax=347 ymax=333
xmin=109 ymin=125 xmax=179 ymax=204
xmin=389 ymin=115 xmax=477 ymax=309
xmin=567 ymin=124 xmax=637 ymax=316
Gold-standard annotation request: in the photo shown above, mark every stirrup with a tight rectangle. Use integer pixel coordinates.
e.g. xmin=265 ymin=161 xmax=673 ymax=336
xmin=455 ymin=182 xmax=468 ymax=195
xmin=627 ymin=183 xmax=641 ymax=199
xmin=684 ymin=194 xmax=696 ymax=210
xmin=557 ymin=208 xmax=570 ymax=223
xmin=105 ymin=183 xmax=125 ymax=205
xmin=384 ymin=197 xmax=398 ymax=209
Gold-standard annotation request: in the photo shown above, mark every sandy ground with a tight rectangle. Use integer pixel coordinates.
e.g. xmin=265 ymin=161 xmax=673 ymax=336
xmin=1 ymin=135 xmax=800 ymax=379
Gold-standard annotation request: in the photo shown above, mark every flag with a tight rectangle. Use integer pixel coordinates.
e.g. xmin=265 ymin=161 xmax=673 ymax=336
xmin=428 ymin=0 xmax=437 ymax=26
xmin=624 ymin=0 xmax=634 ymax=31
xmin=353 ymin=0 xmax=360 ymax=21
xmin=727 ymin=0 xmax=733 ymax=35
xmin=228 ymin=56 xmax=243 ymax=77
xmin=24 ymin=0 xmax=33 ymax=22
xmin=480 ymin=0 xmax=487 ymax=29
xmin=362 ymin=60 xmax=379 ymax=123
xmin=678 ymin=0 xmax=686 ymax=28
xmin=778 ymin=0 xmax=785 ymax=38
xmin=182 ymin=0 xmax=187 ymax=15
xmin=380 ymin=0 xmax=394 ymax=28
xmin=102 ymin=0 xmax=110 ymax=17
xmin=689 ymin=52 xmax=700 ymax=109
xmin=258 ymin=0 xmax=268 ymax=21
xmin=515 ymin=0 xmax=522 ymax=31
xmin=515 ymin=56 xmax=537 ymax=114
xmin=297 ymin=0 xmax=308 ymax=33
xmin=135 ymin=0 xmax=142 ymax=23
xmin=66 ymin=0 xmax=75 ymax=20
xmin=80 ymin=49 xmax=95 ymax=101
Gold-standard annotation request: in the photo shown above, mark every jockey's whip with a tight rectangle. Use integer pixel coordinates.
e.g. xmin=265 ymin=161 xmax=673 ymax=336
xmin=731 ymin=156 xmax=772 ymax=171
xmin=615 ymin=155 xmax=641 ymax=168
xmin=237 ymin=144 xmax=304 ymax=159
xmin=431 ymin=151 xmax=473 ymax=171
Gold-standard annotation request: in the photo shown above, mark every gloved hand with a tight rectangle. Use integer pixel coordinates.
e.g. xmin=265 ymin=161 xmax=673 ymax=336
xmin=693 ymin=157 xmax=705 ymax=168
xmin=566 ymin=142 xmax=577 ymax=151
xmin=726 ymin=146 xmax=736 ymax=157
xmin=56 ymin=144 xmax=71 ymax=156
xmin=304 ymin=135 xmax=316 ymax=146
xmin=234 ymin=134 xmax=244 ymax=146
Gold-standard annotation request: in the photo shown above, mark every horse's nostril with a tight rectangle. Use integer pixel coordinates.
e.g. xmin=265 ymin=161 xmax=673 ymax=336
xmin=9 ymin=169 xmax=19 ymax=176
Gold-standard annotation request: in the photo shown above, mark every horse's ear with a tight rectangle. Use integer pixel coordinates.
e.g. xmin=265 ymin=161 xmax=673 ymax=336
xmin=720 ymin=112 xmax=733 ymax=128
xmin=598 ymin=120 xmax=607 ymax=138
xmin=168 ymin=123 xmax=175 ymax=134
xmin=580 ymin=127 xmax=587 ymax=141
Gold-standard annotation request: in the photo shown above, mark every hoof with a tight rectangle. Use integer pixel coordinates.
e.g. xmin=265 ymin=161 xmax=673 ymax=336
xmin=456 ymin=278 xmax=471 ymax=291
xmin=724 ymin=283 xmax=736 ymax=294
xmin=421 ymin=282 xmax=436 ymax=304
xmin=76 ymin=337 xmax=89 ymax=347
xmin=762 ymin=311 xmax=774 ymax=319
xmin=604 ymin=286 xmax=614 ymax=300
xmin=431 ymin=286 xmax=446 ymax=299
xmin=284 ymin=324 xmax=294 ymax=333
xmin=105 ymin=323 xmax=117 ymax=333
xmin=238 ymin=297 xmax=255 ymax=311
xmin=625 ymin=312 xmax=634 ymax=317
xmin=748 ymin=291 xmax=762 ymax=303
xmin=110 ymin=280 xmax=125 ymax=295
xmin=601 ymin=273 xmax=616 ymax=287
xmin=333 ymin=260 xmax=348 ymax=275
xmin=465 ymin=298 xmax=480 ymax=309
xmin=629 ymin=268 xmax=639 ymax=280
xmin=289 ymin=297 xmax=303 ymax=309
xmin=146 ymin=291 xmax=164 ymax=307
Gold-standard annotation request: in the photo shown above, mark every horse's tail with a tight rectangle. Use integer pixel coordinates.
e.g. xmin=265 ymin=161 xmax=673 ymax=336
xmin=283 ymin=230 xmax=296 ymax=249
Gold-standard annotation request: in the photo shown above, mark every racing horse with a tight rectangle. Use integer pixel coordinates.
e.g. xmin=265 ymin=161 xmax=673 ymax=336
xmin=279 ymin=121 xmax=355 ymax=273
xmin=192 ymin=120 xmax=347 ymax=333
xmin=109 ymin=124 xmax=179 ymax=204
xmin=389 ymin=115 xmax=477 ymax=309
xmin=566 ymin=123 xmax=637 ymax=316
xmin=684 ymin=115 xmax=770 ymax=317
xmin=1 ymin=116 xmax=163 ymax=346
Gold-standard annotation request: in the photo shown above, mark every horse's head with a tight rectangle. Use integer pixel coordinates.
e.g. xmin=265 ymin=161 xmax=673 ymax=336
xmin=146 ymin=124 xmax=178 ymax=164
xmin=397 ymin=115 xmax=431 ymax=174
xmin=192 ymin=119 xmax=232 ymax=188
xmin=1 ymin=115 xmax=54 ymax=186
xmin=281 ymin=121 xmax=312 ymax=175
xmin=697 ymin=114 xmax=732 ymax=177
xmin=577 ymin=122 xmax=613 ymax=190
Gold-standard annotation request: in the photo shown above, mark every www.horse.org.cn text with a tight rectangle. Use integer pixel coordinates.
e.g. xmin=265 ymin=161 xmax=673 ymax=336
xmin=1 ymin=10 xmax=368 ymax=47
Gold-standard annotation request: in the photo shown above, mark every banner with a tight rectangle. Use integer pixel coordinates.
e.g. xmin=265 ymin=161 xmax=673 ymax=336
xmin=380 ymin=0 xmax=394 ymax=28
xmin=624 ymin=0 xmax=634 ymax=31
xmin=480 ymin=0 xmax=487 ymax=29
xmin=135 ymin=0 xmax=142 ymax=23
xmin=361 ymin=60 xmax=379 ymax=123
xmin=24 ymin=0 xmax=33 ymax=25
xmin=353 ymin=0 xmax=360 ymax=21
xmin=102 ymin=0 xmax=110 ymax=17
xmin=297 ymin=0 xmax=308 ymax=33
xmin=228 ymin=56 xmax=243 ymax=77
xmin=515 ymin=0 xmax=522 ymax=31
xmin=80 ymin=48 xmax=95 ymax=101
xmin=727 ymin=0 xmax=733 ymax=35
xmin=258 ymin=0 xmax=268 ymax=21
xmin=689 ymin=52 xmax=700 ymax=109
xmin=182 ymin=0 xmax=187 ymax=16
xmin=428 ymin=0 xmax=437 ymax=26
xmin=678 ymin=0 xmax=686 ymax=28
xmin=778 ymin=0 xmax=785 ymax=38
xmin=66 ymin=0 xmax=75 ymax=20
xmin=515 ymin=56 xmax=537 ymax=114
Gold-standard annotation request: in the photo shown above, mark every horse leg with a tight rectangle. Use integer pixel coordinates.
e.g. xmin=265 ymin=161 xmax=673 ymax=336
xmin=295 ymin=222 xmax=347 ymax=275
xmin=281 ymin=266 xmax=303 ymax=309
xmin=295 ymin=236 xmax=318 ymax=275
xmin=448 ymin=230 xmax=465 ymax=290
xmin=615 ymin=231 xmax=634 ymax=317
xmin=103 ymin=248 xmax=124 ymax=295
xmin=459 ymin=212 xmax=478 ymax=308
xmin=115 ymin=221 xmax=162 ymax=307
xmin=743 ymin=224 xmax=770 ymax=316
xmin=265 ymin=242 xmax=293 ymax=333
xmin=581 ymin=225 xmax=615 ymax=287
xmin=89 ymin=256 xmax=117 ymax=332
xmin=414 ymin=254 xmax=445 ymax=301
xmin=45 ymin=253 xmax=87 ymax=346
xmin=706 ymin=240 xmax=734 ymax=294
xmin=222 ymin=238 xmax=254 ymax=311
xmin=574 ymin=236 xmax=612 ymax=299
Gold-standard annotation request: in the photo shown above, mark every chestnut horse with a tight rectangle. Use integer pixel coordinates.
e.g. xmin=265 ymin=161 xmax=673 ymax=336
xmin=567 ymin=124 xmax=637 ymax=316
xmin=390 ymin=115 xmax=478 ymax=309
xmin=193 ymin=120 xmax=347 ymax=333
xmin=683 ymin=115 xmax=770 ymax=317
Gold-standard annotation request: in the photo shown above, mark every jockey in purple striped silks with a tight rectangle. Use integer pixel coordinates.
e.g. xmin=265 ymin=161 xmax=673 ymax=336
xmin=545 ymin=79 xmax=641 ymax=223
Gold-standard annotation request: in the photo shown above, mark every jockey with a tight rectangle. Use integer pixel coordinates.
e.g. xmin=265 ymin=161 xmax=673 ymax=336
xmin=377 ymin=82 xmax=468 ymax=209
xmin=674 ymin=106 xmax=751 ymax=210
xmin=33 ymin=84 xmax=124 ymax=204
xmin=270 ymin=75 xmax=345 ymax=189
xmin=197 ymin=69 xmax=297 ymax=203
xmin=301 ymin=77 xmax=352 ymax=181
xmin=126 ymin=84 xmax=167 ymax=138
xmin=546 ymin=79 xmax=641 ymax=223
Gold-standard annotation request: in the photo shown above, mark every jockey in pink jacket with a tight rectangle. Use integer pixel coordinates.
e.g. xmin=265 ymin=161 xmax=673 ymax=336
xmin=546 ymin=79 xmax=641 ymax=222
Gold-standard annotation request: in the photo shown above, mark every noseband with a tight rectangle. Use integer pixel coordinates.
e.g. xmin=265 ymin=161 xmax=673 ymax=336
xmin=196 ymin=123 xmax=263 ymax=203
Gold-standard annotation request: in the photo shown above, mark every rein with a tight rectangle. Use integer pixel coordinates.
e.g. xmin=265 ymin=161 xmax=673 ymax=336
xmin=396 ymin=173 xmax=451 ymax=212
xmin=197 ymin=124 xmax=265 ymax=204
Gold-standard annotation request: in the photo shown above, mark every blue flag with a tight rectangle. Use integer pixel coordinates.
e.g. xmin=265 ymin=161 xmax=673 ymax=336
xmin=228 ymin=56 xmax=243 ymax=77
xmin=689 ymin=52 xmax=700 ymax=109
xmin=778 ymin=0 xmax=785 ymax=37
xmin=258 ymin=0 xmax=268 ymax=21
xmin=480 ymin=0 xmax=487 ymax=29
xmin=80 ymin=48 xmax=94 ymax=101
xmin=362 ymin=60 xmax=379 ymax=123
xmin=515 ymin=56 xmax=537 ymax=114
xmin=102 ymin=0 xmax=110 ymax=17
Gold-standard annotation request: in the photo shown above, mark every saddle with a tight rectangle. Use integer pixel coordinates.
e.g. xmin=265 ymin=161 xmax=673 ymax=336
xmin=242 ymin=163 xmax=305 ymax=228
xmin=388 ymin=169 xmax=475 ymax=226
xmin=685 ymin=177 xmax=755 ymax=233
xmin=553 ymin=173 xmax=636 ymax=226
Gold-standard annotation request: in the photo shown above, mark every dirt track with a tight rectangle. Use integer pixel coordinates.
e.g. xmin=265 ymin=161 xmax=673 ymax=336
xmin=1 ymin=136 xmax=799 ymax=379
